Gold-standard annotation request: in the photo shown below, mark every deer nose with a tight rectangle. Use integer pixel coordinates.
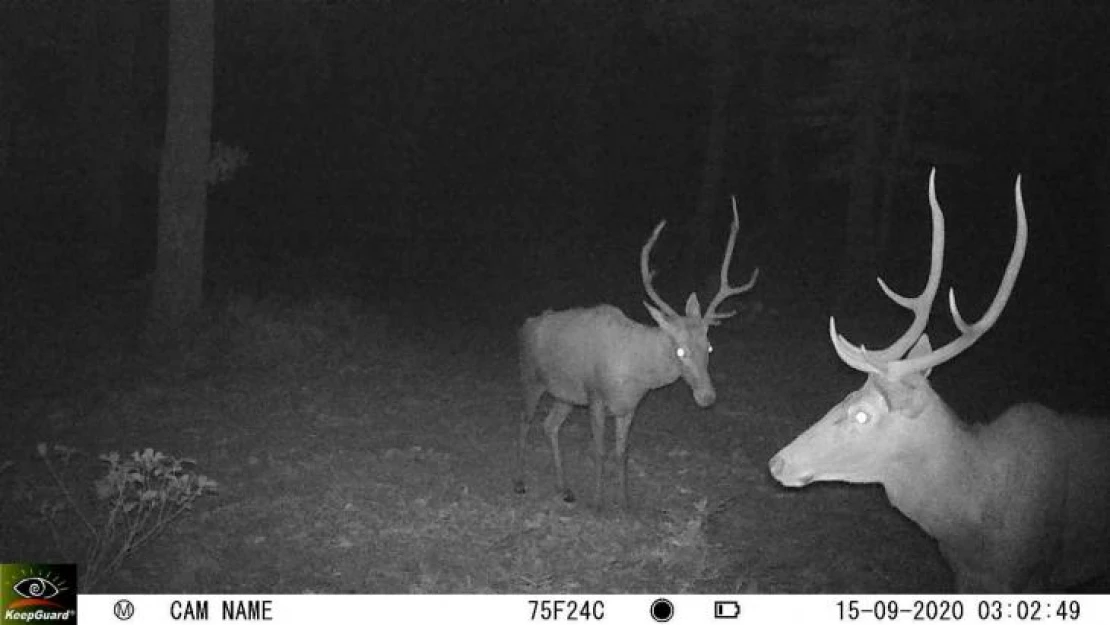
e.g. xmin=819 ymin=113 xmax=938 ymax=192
xmin=693 ymin=387 xmax=716 ymax=407
xmin=768 ymin=455 xmax=813 ymax=487
xmin=768 ymin=455 xmax=785 ymax=480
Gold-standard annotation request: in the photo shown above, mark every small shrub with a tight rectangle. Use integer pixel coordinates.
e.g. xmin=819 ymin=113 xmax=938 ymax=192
xmin=37 ymin=443 xmax=219 ymax=590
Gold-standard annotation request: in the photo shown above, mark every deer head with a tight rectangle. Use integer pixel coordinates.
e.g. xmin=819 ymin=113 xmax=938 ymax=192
xmin=770 ymin=168 xmax=1028 ymax=486
xmin=641 ymin=197 xmax=760 ymax=407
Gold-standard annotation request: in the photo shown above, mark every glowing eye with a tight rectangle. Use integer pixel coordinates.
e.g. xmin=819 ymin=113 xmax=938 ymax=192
xmin=676 ymin=347 xmax=687 ymax=359
xmin=708 ymin=344 xmax=714 ymax=354
xmin=853 ymin=410 xmax=870 ymax=425
xmin=13 ymin=577 xmax=60 ymax=599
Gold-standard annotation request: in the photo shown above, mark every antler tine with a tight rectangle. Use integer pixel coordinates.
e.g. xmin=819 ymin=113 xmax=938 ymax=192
xmin=829 ymin=317 xmax=884 ymax=375
xmin=889 ymin=174 xmax=1028 ymax=379
xmin=870 ymin=167 xmax=946 ymax=360
xmin=641 ymin=219 xmax=680 ymax=318
xmin=831 ymin=167 xmax=947 ymax=367
xmin=704 ymin=196 xmax=760 ymax=322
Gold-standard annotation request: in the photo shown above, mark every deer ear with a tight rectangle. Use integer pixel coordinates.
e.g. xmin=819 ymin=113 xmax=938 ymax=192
xmin=869 ymin=376 xmax=894 ymax=411
xmin=871 ymin=374 xmax=928 ymax=416
xmin=644 ymin=302 xmax=673 ymax=330
xmin=906 ymin=334 xmax=934 ymax=378
xmin=684 ymin=292 xmax=702 ymax=318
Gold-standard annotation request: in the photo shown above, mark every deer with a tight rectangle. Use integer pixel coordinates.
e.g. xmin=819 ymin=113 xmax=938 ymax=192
xmin=515 ymin=199 xmax=759 ymax=508
xmin=768 ymin=168 xmax=1110 ymax=593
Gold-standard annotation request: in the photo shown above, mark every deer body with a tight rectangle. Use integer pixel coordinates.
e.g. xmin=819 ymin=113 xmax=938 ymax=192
xmin=520 ymin=306 xmax=684 ymax=414
xmin=517 ymin=306 xmax=688 ymax=507
xmin=769 ymin=169 xmax=1110 ymax=591
xmin=963 ymin=403 xmax=1110 ymax=591
xmin=897 ymin=400 xmax=1110 ymax=592
xmin=515 ymin=200 xmax=758 ymax=508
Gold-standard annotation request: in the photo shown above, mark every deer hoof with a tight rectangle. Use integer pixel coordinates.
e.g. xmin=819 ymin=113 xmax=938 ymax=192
xmin=513 ymin=480 xmax=526 ymax=495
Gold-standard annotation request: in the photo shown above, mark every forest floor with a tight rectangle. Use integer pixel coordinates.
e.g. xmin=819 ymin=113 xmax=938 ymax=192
xmin=2 ymin=268 xmax=1105 ymax=594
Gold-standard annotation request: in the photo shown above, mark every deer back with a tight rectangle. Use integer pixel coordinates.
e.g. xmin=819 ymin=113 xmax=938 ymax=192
xmin=520 ymin=305 xmax=679 ymax=411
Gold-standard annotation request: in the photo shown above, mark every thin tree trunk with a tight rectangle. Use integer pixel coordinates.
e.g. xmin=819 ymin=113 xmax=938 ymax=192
xmin=146 ymin=0 xmax=214 ymax=342
xmin=835 ymin=12 xmax=887 ymax=311
xmin=396 ymin=71 xmax=437 ymax=278
xmin=92 ymin=2 xmax=141 ymax=275
xmin=761 ymin=41 xmax=791 ymax=273
xmin=1099 ymin=138 xmax=1110 ymax=310
xmin=878 ymin=25 xmax=914 ymax=257
xmin=836 ymin=82 xmax=882 ymax=310
xmin=0 ymin=57 xmax=12 ymax=176
xmin=686 ymin=25 xmax=737 ymax=286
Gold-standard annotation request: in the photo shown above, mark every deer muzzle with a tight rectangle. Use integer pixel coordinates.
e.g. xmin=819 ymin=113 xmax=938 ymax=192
xmin=693 ymin=386 xmax=716 ymax=407
xmin=767 ymin=453 xmax=813 ymax=487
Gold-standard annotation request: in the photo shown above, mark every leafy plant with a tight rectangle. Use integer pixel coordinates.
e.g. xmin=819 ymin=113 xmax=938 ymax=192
xmin=37 ymin=443 xmax=219 ymax=591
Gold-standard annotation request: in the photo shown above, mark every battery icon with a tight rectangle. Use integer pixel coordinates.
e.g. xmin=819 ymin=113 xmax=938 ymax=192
xmin=714 ymin=601 xmax=741 ymax=619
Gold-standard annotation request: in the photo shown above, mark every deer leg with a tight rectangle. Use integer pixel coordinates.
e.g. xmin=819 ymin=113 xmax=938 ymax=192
xmin=589 ymin=400 xmax=607 ymax=508
xmin=514 ymin=384 xmax=545 ymax=495
xmin=614 ymin=411 xmax=634 ymax=508
xmin=542 ymin=401 xmax=575 ymax=502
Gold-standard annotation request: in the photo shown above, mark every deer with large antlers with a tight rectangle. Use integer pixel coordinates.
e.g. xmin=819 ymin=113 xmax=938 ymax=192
xmin=515 ymin=200 xmax=759 ymax=508
xmin=769 ymin=169 xmax=1110 ymax=592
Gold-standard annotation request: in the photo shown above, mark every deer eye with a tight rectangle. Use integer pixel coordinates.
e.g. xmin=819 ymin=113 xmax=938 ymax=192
xmin=852 ymin=410 xmax=870 ymax=425
xmin=676 ymin=347 xmax=687 ymax=359
xmin=708 ymin=344 xmax=714 ymax=354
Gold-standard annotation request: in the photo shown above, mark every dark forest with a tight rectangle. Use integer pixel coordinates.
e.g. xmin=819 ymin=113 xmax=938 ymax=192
xmin=1 ymin=0 xmax=1108 ymax=595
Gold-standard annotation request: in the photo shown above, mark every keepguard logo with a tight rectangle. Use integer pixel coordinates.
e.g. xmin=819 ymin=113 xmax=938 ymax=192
xmin=1 ymin=564 xmax=77 ymax=624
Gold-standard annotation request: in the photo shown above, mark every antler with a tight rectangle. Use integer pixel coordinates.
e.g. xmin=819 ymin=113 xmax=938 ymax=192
xmin=703 ymin=196 xmax=760 ymax=323
xmin=831 ymin=170 xmax=1028 ymax=379
xmin=886 ymin=174 xmax=1027 ymax=379
xmin=831 ymin=167 xmax=946 ymax=373
xmin=641 ymin=219 xmax=680 ymax=318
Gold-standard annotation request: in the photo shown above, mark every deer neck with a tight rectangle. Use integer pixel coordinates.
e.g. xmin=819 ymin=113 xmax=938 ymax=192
xmin=881 ymin=387 xmax=987 ymax=543
xmin=632 ymin=324 xmax=683 ymax=389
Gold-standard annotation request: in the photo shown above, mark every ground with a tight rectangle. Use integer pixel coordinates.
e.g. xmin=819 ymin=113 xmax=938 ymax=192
xmin=2 ymin=269 xmax=1103 ymax=594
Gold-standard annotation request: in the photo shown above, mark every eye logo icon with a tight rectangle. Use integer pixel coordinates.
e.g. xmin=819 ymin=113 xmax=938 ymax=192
xmin=12 ymin=576 xmax=64 ymax=607
xmin=1 ymin=563 xmax=78 ymax=621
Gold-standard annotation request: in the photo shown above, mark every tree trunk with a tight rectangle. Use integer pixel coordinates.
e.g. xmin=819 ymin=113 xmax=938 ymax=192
xmin=836 ymin=81 xmax=882 ymax=310
xmin=146 ymin=0 xmax=214 ymax=342
xmin=835 ymin=13 xmax=888 ymax=311
xmin=878 ymin=25 xmax=914 ymax=258
xmin=396 ymin=71 xmax=438 ymax=279
xmin=1099 ymin=137 xmax=1110 ymax=311
xmin=90 ymin=2 xmax=141 ymax=276
xmin=0 ymin=53 xmax=12 ymax=176
xmin=761 ymin=41 xmax=791 ymax=274
xmin=686 ymin=25 xmax=737 ymax=285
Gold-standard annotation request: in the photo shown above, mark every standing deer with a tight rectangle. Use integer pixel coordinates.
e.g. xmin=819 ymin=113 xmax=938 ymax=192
xmin=515 ymin=200 xmax=759 ymax=508
xmin=768 ymin=169 xmax=1110 ymax=592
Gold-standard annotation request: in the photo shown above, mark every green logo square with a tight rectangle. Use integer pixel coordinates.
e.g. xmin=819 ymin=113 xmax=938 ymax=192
xmin=1 ymin=563 xmax=78 ymax=624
